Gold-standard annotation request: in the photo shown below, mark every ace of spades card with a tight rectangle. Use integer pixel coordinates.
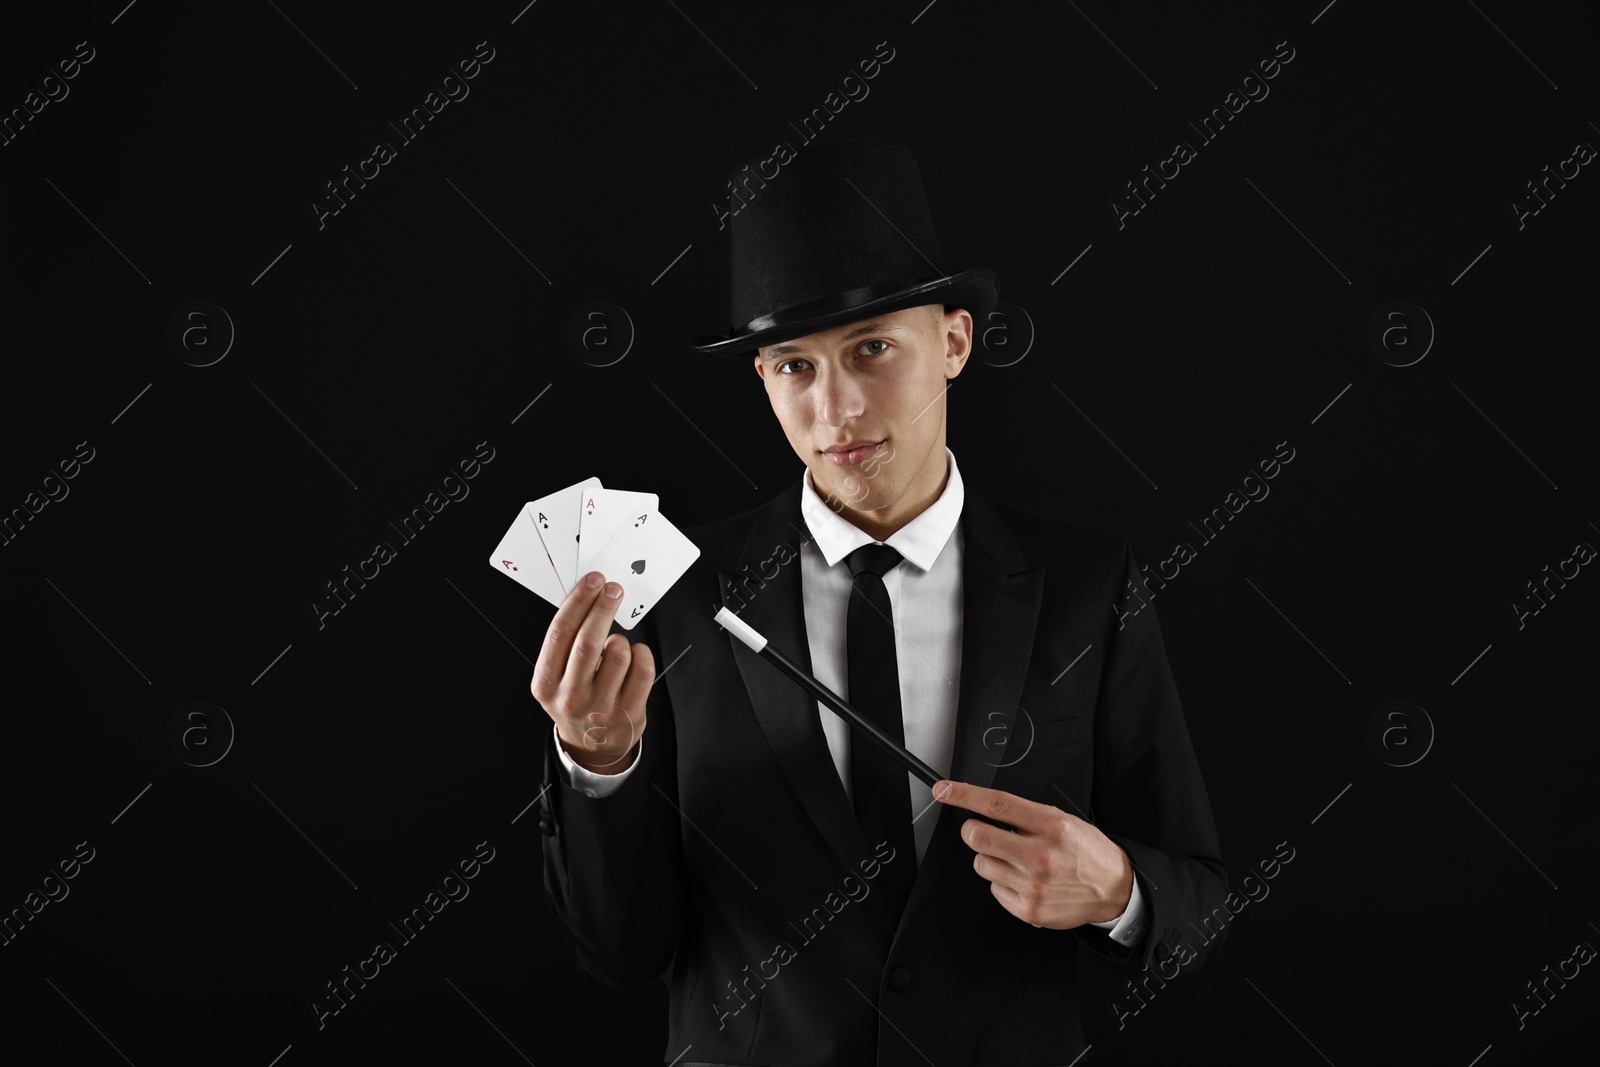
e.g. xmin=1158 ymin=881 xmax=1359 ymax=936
xmin=580 ymin=507 xmax=699 ymax=630
xmin=576 ymin=486 xmax=660 ymax=576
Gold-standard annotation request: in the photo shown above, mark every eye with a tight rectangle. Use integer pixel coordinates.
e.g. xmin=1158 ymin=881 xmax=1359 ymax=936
xmin=776 ymin=359 xmax=808 ymax=375
xmin=859 ymin=339 xmax=889 ymax=356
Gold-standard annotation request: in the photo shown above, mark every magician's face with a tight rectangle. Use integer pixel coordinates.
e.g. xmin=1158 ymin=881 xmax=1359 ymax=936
xmin=754 ymin=304 xmax=973 ymax=539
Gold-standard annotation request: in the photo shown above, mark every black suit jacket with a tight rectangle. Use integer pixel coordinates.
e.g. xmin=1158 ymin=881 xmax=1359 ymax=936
xmin=538 ymin=479 xmax=1229 ymax=1066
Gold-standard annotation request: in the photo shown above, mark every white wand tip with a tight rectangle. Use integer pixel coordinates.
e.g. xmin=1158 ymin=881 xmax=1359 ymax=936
xmin=713 ymin=606 xmax=768 ymax=653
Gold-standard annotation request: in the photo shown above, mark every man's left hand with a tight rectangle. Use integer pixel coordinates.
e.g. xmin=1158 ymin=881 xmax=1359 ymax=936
xmin=933 ymin=779 xmax=1134 ymax=930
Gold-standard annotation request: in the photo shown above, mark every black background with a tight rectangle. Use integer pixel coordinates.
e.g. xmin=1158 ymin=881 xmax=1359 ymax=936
xmin=1 ymin=1 xmax=1594 ymax=1064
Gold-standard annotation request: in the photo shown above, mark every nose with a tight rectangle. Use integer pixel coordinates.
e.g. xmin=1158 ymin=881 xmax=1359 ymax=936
xmin=812 ymin=362 xmax=867 ymax=428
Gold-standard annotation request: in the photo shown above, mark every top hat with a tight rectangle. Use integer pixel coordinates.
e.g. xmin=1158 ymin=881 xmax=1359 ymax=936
xmin=691 ymin=140 xmax=999 ymax=357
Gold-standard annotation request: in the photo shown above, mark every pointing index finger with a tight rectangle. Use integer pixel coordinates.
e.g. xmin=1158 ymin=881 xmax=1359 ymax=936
xmin=932 ymin=779 xmax=1046 ymax=833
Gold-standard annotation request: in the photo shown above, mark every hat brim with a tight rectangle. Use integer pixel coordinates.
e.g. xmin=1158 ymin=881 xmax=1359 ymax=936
xmin=690 ymin=267 xmax=1000 ymax=358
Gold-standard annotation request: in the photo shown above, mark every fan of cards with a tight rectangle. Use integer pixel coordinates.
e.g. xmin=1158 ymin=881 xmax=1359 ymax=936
xmin=488 ymin=476 xmax=700 ymax=629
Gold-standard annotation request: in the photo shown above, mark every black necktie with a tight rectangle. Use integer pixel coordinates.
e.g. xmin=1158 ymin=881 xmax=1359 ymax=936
xmin=845 ymin=542 xmax=917 ymax=926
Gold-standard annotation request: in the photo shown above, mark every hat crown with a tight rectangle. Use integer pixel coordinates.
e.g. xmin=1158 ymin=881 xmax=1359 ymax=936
xmin=725 ymin=140 xmax=948 ymax=331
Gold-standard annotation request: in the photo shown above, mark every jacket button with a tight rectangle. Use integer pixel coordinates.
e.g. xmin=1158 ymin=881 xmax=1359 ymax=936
xmin=888 ymin=967 xmax=911 ymax=992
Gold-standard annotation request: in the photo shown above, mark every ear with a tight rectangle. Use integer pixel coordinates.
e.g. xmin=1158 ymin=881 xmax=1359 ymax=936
xmin=943 ymin=308 xmax=974 ymax=378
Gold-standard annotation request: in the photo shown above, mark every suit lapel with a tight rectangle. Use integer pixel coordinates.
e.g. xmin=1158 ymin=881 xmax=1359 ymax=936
xmin=943 ymin=490 xmax=1044 ymax=792
xmin=722 ymin=482 xmax=875 ymax=888
xmin=899 ymin=489 xmax=1045 ymax=931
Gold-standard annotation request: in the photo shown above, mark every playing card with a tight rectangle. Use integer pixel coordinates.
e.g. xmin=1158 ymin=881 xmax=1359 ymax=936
xmin=585 ymin=510 xmax=700 ymax=630
xmin=577 ymin=486 xmax=659 ymax=577
xmin=487 ymin=503 xmax=566 ymax=607
xmin=527 ymin=476 xmax=602 ymax=595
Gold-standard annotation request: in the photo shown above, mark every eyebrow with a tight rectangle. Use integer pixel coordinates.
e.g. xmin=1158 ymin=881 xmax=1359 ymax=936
xmin=762 ymin=322 xmax=906 ymax=361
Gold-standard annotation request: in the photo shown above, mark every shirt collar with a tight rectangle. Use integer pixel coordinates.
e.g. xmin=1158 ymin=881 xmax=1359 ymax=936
xmin=799 ymin=445 xmax=964 ymax=571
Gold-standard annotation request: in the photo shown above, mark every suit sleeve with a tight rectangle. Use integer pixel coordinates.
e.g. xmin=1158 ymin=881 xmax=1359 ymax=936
xmin=539 ymin=612 xmax=690 ymax=991
xmin=1070 ymin=537 xmax=1230 ymax=975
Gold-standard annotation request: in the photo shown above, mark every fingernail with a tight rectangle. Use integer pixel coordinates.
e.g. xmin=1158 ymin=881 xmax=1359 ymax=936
xmin=584 ymin=572 xmax=602 ymax=589
xmin=604 ymin=582 xmax=622 ymax=599
xmin=934 ymin=781 xmax=952 ymax=801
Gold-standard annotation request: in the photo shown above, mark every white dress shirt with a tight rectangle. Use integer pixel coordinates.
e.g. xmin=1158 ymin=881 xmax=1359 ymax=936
xmin=554 ymin=446 xmax=1145 ymax=943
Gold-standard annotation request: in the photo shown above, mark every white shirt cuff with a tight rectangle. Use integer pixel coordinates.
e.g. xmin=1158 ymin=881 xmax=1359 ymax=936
xmin=1087 ymin=874 xmax=1146 ymax=946
xmin=553 ymin=723 xmax=640 ymax=797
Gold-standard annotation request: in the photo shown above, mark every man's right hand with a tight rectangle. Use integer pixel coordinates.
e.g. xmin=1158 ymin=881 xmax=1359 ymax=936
xmin=531 ymin=570 xmax=656 ymax=776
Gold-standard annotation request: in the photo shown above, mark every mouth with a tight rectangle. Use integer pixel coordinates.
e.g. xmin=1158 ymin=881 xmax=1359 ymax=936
xmin=820 ymin=439 xmax=885 ymax=468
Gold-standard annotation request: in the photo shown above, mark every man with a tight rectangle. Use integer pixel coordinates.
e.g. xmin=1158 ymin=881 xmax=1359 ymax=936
xmin=531 ymin=141 xmax=1229 ymax=1065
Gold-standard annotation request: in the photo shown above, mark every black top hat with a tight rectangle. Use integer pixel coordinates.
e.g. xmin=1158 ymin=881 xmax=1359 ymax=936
xmin=691 ymin=140 xmax=999 ymax=357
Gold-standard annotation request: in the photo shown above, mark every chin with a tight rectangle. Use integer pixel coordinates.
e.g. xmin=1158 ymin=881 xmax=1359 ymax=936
xmin=837 ymin=483 xmax=890 ymax=512
xmin=814 ymin=474 xmax=859 ymax=503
